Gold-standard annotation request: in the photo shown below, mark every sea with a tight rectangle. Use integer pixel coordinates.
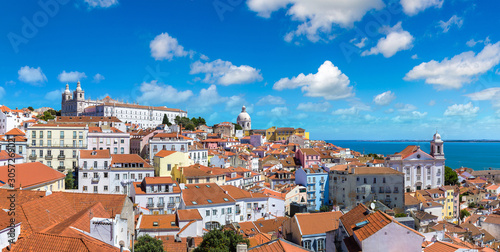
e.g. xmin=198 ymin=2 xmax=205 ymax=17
xmin=326 ymin=140 xmax=500 ymax=171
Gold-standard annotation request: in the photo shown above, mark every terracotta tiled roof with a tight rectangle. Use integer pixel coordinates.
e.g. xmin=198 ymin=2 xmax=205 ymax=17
xmin=248 ymin=233 xmax=272 ymax=248
xmin=484 ymin=215 xmax=500 ymax=225
xmin=157 ymin=235 xmax=203 ymax=252
xmin=182 ymin=183 xmax=235 ymax=206
xmin=404 ymin=193 xmax=421 ymax=206
xmin=5 ymin=128 xmax=25 ymax=136
xmin=31 ymin=123 xmax=87 ymax=127
xmin=397 ymin=145 xmax=419 ymax=158
xmin=42 ymin=203 xmax=110 ymax=236
xmin=423 ymin=241 xmax=469 ymax=252
xmin=295 ymin=211 xmax=343 ymax=235
xmin=248 ymin=238 xmax=310 ymax=252
xmin=155 ymin=150 xmax=177 ymax=157
xmin=144 ymin=176 xmax=176 ymax=185
xmin=299 ymin=148 xmax=319 ymax=156
xmin=79 ymin=149 xmax=111 ymax=159
xmin=0 ymin=150 xmax=23 ymax=160
xmin=139 ymin=214 xmax=179 ymax=230
xmin=8 ymin=232 xmax=119 ymax=251
xmin=348 ymin=166 xmax=403 ymax=175
xmin=252 ymin=217 xmax=288 ymax=234
xmin=177 ymin=209 xmax=202 ymax=221
xmin=0 ymin=162 xmax=65 ymax=189
xmin=339 ymin=204 xmax=370 ymax=236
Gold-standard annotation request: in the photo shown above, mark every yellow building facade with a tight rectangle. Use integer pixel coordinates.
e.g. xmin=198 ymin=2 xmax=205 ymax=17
xmin=153 ymin=150 xmax=193 ymax=177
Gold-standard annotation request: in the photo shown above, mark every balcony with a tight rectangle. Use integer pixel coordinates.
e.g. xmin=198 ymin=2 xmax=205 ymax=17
xmin=45 ymin=155 xmax=53 ymax=160
xmin=167 ymin=203 xmax=176 ymax=208
xmin=29 ymin=155 xmax=37 ymax=160
xmin=320 ymin=179 xmax=325 ymax=184
xmin=236 ymin=210 xmax=241 ymax=215
xmin=146 ymin=202 xmax=154 ymax=208
xmin=58 ymin=155 xmax=65 ymax=160
xmin=91 ymin=176 xmax=100 ymax=183
xmin=57 ymin=166 xmax=65 ymax=172
xmin=157 ymin=202 xmax=165 ymax=208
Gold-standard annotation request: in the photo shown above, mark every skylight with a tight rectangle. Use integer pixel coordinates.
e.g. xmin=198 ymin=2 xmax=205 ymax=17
xmin=192 ymin=201 xmax=197 ymax=205
xmin=223 ymin=198 xmax=229 ymax=202
xmin=206 ymin=185 xmax=211 ymax=188
xmin=207 ymin=199 xmax=212 ymax=203
xmin=195 ymin=185 xmax=200 ymax=188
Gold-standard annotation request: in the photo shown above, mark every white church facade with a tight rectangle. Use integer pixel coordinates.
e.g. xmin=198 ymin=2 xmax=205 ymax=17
xmin=236 ymin=105 xmax=251 ymax=131
xmin=385 ymin=132 xmax=445 ymax=192
xmin=61 ymin=82 xmax=187 ymax=128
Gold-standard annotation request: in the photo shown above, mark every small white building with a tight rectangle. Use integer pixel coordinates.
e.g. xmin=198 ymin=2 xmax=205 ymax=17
xmin=87 ymin=126 xmax=130 ymax=154
xmin=0 ymin=106 xmax=32 ymax=136
xmin=131 ymin=177 xmax=182 ymax=215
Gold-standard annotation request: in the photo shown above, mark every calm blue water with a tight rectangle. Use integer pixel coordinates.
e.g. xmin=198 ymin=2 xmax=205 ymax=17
xmin=326 ymin=141 xmax=500 ymax=171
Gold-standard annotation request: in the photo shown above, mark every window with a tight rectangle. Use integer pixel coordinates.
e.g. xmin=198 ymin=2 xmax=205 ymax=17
xmin=47 ymin=140 xmax=51 ymax=147
xmin=79 ymin=132 xmax=83 ymax=139
xmin=93 ymin=186 xmax=98 ymax=193
xmin=212 ymin=209 xmax=217 ymax=215
xmin=120 ymin=147 xmax=124 ymax=154
xmin=206 ymin=210 xmax=210 ymax=216
xmin=73 ymin=131 xmax=77 ymax=139
xmin=32 ymin=131 xmax=36 ymax=138
xmin=383 ymin=177 xmax=386 ymax=183
xmin=228 ymin=207 xmax=232 ymax=214
xmin=60 ymin=131 xmax=64 ymax=138
xmin=83 ymin=161 xmax=87 ymax=168
xmin=139 ymin=174 xmax=143 ymax=180
xmin=104 ymin=161 xmax=108 ymax=167
xmin=363 ymin=178 xmax=367 ymax=184
xmin=93 ymin=172 xmax=99 ymax=179
xmin=121 ymin=139 xmax=124 ymax=144
xmin=114 ymin=147 xmax=117 ymax=154
xmin=47 ymin=131 xmax=51 ymax=138
xmin=303 ymin=241 xmax=311 ymax=250
xmin=104 ymin=186 xmax=108 ymax=191
xmin=131 ymin=174 xmax=135 ymax=180
xmin=104 ymin=172 xmax=108 ymax=178
xmin=47 ymin=161 xmax=51 ymax=167
xmin=39 ymin=150 xmax=43 ymax=157
xmin=318 ymin=239 xmax=325 ymax=251
xmin=115 ymin=186 xmax=120 ymax=193
xmin=94 ymin=161 xmax=98 ymax=168
xmin=167 ymin=164 xmax=171 ymax=171
xmin=123 ymin=174 xmax=128 ymax=180
xmin=83 ymin=186 xmax=87 ymax=191
xmin=115 ymin=174 xmax=120 ymax=180
xmin=83 ymin=172 xmax=88 ymax=178
xmin=39 ymin=131 xmax=43 ymax=138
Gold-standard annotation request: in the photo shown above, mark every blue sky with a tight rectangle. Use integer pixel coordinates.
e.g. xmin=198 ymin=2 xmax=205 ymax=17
xmin=1 ymin=0 xmax=500 ymax=140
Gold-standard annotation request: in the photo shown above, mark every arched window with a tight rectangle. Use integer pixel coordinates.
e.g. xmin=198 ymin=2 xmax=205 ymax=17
xmin=417 ymin=166 xmax=421 ymax=175
xmin=205 ymin=221 xmax=220 ymax=230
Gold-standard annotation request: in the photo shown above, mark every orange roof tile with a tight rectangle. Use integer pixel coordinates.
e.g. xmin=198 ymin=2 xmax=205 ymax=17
xmin=249 ymin=238 xmax=309 ymax=252
xmin=8 ymin=232 xmax=119 ymax=251
xmin=5 ymin=128 xmax=25 ymax=136
xmin=155 ymin=150 xmax=178 ymax=157
xmin=295 ymin=212 xmax=342 ymax=235
xmin=182 ymin=183 xmax=235 ymax=206
xmin=79 ymin=149 xmax=111 ymax=159
xmin=0 ymin=150 xmax=23 ymax=160
xmin=177 ymin=209 xmax=202 ymax=221
xmin=0 ymin=162 xmax=65 ymax=189
xmin=139 ymin=214 xmax=179 ymax=230
xmin=110 ymin=154 xmax=152 ymax=168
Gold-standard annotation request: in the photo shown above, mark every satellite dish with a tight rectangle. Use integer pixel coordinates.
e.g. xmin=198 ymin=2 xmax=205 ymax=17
xmin=370 ymin=202 xmax=375 ymax=210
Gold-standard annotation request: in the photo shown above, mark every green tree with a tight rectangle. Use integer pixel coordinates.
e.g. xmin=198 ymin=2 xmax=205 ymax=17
xmin=197 ymin=117 xmax=206 ymax=126
xmin=195 ymin=229 xmax=249 ymax=252
xmin=27 ymin=106 xmax=34 ymax=111
xmin=39 ymin=110 xmax=56 ymax=121
xmin=65 ymin=172 xmax=75 ymax=189
xmin=185 ymin=124 xmax=195 ymax=131
xmin=162 ymin=114 xmax=172 ymax=126
xmin=134 ymin=234 xmax=164 ymax=252
xmin=460 ymin=209 xmax=471 ymax=219
xmin=444 ymin=166 xmax=458 ymax=185
xmin=468 ymin=202 xmax=476 ymax=208
xmin=233 ymin=123 xmax=243 ymax=130
xmin=320 ymin=205 xmax=330 ymax=212
xmin=395 ymin=213 xmax=408 ymax=217
xmin=191 ymin=117 xmax=199 ymax=127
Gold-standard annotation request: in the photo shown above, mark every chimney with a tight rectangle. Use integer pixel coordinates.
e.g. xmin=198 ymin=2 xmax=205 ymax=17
xmin=236 ymin=243 xmax=248 ymax=252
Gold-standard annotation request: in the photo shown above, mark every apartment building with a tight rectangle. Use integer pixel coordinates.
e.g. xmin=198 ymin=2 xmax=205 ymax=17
xmin=87 ymin=126 xmax=130 ymax=154
xmin=131 ymin=176 xmax=182 ymax=215
xmin=27 ymin=124 xmax=88 ymax=173
xmin=329 ymin=166 xmax=405 ymax=211
xmin=295 ymin=167 xmax=329 ymax=211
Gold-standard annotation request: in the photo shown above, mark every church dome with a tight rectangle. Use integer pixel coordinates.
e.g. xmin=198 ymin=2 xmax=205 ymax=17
xmin=64 ymin=84 xmax=70 ymax=94
xmin=237 ymin=106 xmax=251 ymax=122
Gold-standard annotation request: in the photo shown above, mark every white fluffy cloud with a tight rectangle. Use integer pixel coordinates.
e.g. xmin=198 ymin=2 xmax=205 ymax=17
xmin=18 ymin=66 xmax=47 ymax=85
xmin=190 ymin=59 xmax=263 ymax=85
xmin=150 ymin=33 xmax=188 ymax=61
xmin=466 ymin=37 xmax=490 ymax=47
xmin=466 ymin=88 xmax=500 ymax=108
xmin=247 ymin=0 xmax=384 ymax=42
xmin=58 ymin=71 xmax=87 ymax=83
xmin=136 ymin=80 xmax=193 ymax=104
xmin=404 ymin=42 xmax=500 ymax=89
xmin=197 ymin=85 xmax=228 ymax=107
xmin=0 ymin=86 xmax=5 ymax=99
xmin=93 ymin=73 xmax=105 ymax=83
xmin=444 ymin=102 xmax=479 ymax=117
xmin=373 ymin=91 xmax=396 ymax=106
xmin=362 ymin=22 xmax=414 ymax=58
xmin=400 ymin=0 xmax=443 ymax=16
xmin=351 ymin=37 xmax=367 ymax=48
xmin=270 ymin=106 xmax=290 ymax=117
xmin=273 ymin=61 xmax=354 ymax=100
xmin=438 ymin=15 xmax=463 ymax=33
xmin=296 ymin=101 xmax=331 ymax=112
xmin=84 ymin=0 xmax=118 ymax=8
xmin=256 ymin=95 xmax=286 ymax=106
